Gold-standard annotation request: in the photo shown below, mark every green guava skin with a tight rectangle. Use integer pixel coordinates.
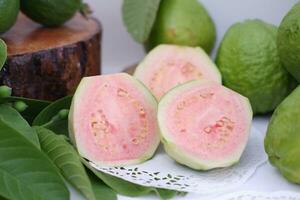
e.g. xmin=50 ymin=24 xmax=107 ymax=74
xmin=0 ymin=0 xmax=19 ymax=33
xmin=146 ymin=0 xmax=216 ymax=54
xmin=264 ymin=86 xmax=300 ymax=184
xmin=278 ymin=2 xmax=300 ymax=82
xmin=20 ymin=0 xmax=82 ymax=27
xmin=216 ymin=19 xmax=297 ymax=115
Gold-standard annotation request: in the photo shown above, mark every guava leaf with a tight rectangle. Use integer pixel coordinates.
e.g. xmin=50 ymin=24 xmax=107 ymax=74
xmin=0 ymin=119 xmax=69 ymax=200
xmin=33 ymin=96 xmax=72 ymax=135
xmin=122 ymin=0 xmax=161 ymax=43
xmin=82 ymin=159 xmax=153 ymax=197
xmin=0 ymin=39 xmax=7 ymax=71
xmin=35 ymin=127 xmax=96 ymax=200
xmin=0 ymin=104 xmax=40 ymax=149
xmin=43 ymin=119 xmax=69 ymax=136
xmin=155 ymin=188 xmax=178 ymax=200
xmin=1 ymin=96 xmax=50 ymax=124
xmin=88 ymin=172 xmax=117 ymax=200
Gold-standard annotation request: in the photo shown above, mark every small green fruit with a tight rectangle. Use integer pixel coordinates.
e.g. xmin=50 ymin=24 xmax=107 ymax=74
xmin=13 ymin=101 xmax=28 ymax=113
xmin=216 ymin=19 xmax=296 ymax=114
xmin=0 ymin=0 xmax=19 ymax=33
xmin=0 ymin=39 xmax=7 ymax=70
xmin=278 ymin=2 xmax=300 ymax=82
xmin=58 ymin=109 xmax=69 ymax=120
xmin=265 ymin=86 xmax=300 ymax=184
xmin=0 ymin=85 xmax=12 ymax=98
xmin=20 ymin=0 xmax=84 ymax=27
xmin=147 ymin=0 xmax=216 ymax=53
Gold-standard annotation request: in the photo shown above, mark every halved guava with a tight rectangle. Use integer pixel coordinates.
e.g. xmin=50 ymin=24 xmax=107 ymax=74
xmin=158 ymin=80 xmax=252 ymax=170
xmin=69 ymin=73 xmax=160 ymax=166
xmin=134 ymin=44 xmax=221 ymax=100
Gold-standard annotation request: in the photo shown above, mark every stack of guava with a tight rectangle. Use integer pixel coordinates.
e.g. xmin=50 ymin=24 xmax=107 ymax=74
xmin=72 ymin=0 xmax=300 ymax=184
xmin=69 ymin=44 xmax=253 ymax=170
xmin=216 ymin=19 xmax=296 ymax=115
xmin=264 ymin=2 xmax=300 ymax=185
xmin=215 ymin=3 xmax=300 ymax=184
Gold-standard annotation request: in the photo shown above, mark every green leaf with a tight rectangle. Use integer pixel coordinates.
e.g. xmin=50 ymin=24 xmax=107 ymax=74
xmin=0 ymin=104 xmax=40 ymax=148
xmin=43 ymin=119 xmax=69 ymax=136
xmin=33 ymin=96 xmax=72 ymax=135
xmin=33 ymin=96 xmax=72 ymax=125
xmin=0 ymin=39 xmax=7 ymax=71
xmin=35 ymin=127 xmax=96 ymax=200
xmin=82 ymin=159 xmax=152 ymax=197
xmin=155 ymin=188 xmax=177 ymax=200
xmin=122 ymin=0 xmax=161 ymax=43
xmin=2 ymin=96 xmax=51 ymax=124
xmin=0 ymin=118 xmax=69 ymax=200
xmin=88 ymin=172 xmax=117 ymax=200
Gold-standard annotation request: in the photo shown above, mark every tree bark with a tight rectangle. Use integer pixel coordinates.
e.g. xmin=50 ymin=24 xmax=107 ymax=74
xmin=0 ymin=13 xmax=101 ymax=101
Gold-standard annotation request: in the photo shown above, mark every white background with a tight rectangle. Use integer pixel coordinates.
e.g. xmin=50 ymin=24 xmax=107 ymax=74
xmin=72 ymin=0 xmax=300 ymax=199
xmin=85 ymin=0 xmax=299 ymax=73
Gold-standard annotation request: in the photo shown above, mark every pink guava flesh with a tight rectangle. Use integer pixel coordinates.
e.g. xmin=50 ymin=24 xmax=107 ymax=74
xmin=158 ymin=80 xmax=252 ymax=170
xmin=134 ymin=44 xmax=221 ymax=100
xmin=69 ymin=73 xmax=160 ymax=166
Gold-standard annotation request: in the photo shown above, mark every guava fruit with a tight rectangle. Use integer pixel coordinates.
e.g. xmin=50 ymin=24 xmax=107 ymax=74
xmin=0 ymin=0 xmax=19 ymax=33
xmin=20 ymin=0 xmax=86 ymax=27
xmin=69 ymin=73 xmax=160 ymax=166
xmin=158 ymin=80 xmax=252 ymax=170
xmin=264 ymin=86 xmax=300 ymax=184
xmin=146 ymin=0 xmax=216 ymax=53
xmin=216 ymin=19 xmax=297 ymax=114
xmin=134 ymin=44 xmax=221 ymax=100
xmin=278 ymin=2 xmax=300 ymax=82
xmin=0 ymin=39 xmax=7 ymax=71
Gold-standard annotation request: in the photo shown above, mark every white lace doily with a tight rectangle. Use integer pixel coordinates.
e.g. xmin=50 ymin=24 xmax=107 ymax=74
xmin=214 ymin=191 xmax=300 ymax=200
xmin=90 ymin=127 xmax=267 ymax=194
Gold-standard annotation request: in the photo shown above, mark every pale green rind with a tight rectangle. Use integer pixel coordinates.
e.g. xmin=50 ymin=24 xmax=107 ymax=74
xmin=0 ymin=39 xmax=7 ymax=71
xmin=69 ymin=73 xmax=160 ymax=166
xmin=278 ymin=2 xmax=300 ymax=82
xmin=216 ymin=19 xmax=296 ymax=114
xmin=264 ymin=86 xmax=300 ymax=184
xmin=147 ymin=0 xmax=216 ymax=53
xmin=134 ymin=44 xmax=221 ymax=87
xmin=158 ymin=80 xmax=252 ymax=170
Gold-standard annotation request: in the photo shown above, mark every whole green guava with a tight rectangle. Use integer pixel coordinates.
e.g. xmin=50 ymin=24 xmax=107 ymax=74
xmin=264 ymin=86 xmax=300 ymax=184
xmin=0 ymin=0 xmax=19 ymax=33
xmin=278 ymin=2 xmax=300 ymax=82
xmin=216 ymin=19 xmax=296 ymax=114
xmin=146 ymin=0 xmax=216 ymax=54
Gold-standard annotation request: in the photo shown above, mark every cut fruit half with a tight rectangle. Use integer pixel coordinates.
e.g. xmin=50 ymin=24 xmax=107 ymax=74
xmin=134 ymin=44 xmax=221 ymax=100
xmin=158 ymin=80 xmax=252 ymax=170
xmin=69 ymin=73 xmax=160 ymax=166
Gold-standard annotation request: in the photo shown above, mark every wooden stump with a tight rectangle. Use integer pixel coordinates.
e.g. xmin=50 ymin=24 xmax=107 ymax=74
xmin=0 ymin=13 xmax=101 ymax=101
